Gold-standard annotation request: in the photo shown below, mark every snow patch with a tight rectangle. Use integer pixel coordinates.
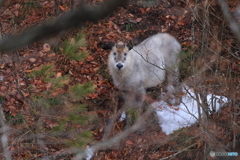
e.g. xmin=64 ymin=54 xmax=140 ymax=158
xmin=152 ymin=87 xmax=228 ymax=135
xmin=85 ymin=147 xmax=94 ymax=160
xmin=119 ymin=111 xmax=127 ymax=122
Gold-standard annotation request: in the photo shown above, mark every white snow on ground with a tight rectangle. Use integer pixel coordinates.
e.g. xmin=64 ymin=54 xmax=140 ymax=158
xmin=85 ymin=147 xmax=94 ymax=160
xmin=119 ymin=111 xmax=127 ymax=121
xmin=152 ymin=87 xmax=228 ymax=135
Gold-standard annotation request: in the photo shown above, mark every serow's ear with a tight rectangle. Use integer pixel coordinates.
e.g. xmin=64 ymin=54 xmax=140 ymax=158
xmin=127 ymin=43 xmax=133 ymax=50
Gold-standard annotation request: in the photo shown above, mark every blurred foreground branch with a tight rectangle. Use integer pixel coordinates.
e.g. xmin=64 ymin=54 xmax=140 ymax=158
xmin=0 ymin=0 xmax=6 ymax=7
xmin=217 ymin=0 xmax=240 ymax=45
xmin=0 ymin=103 xmax=11 ymax=160
xmin=0 ymin=0 xmax=127 ymax=52
xmin=73 ymin=106 xmax=154 ymax=160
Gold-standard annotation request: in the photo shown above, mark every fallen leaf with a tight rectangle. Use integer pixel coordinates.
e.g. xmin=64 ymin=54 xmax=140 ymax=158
xmin=46 ymin=83 xmax=52 ymax=90
xmin=56 ymin=72 xmax=62 ymax=78
xmin=161 ymin=28 xmax=168 ymax=32
xmin=126 ymin=140 xmax=134 ymax=146
xmin=170 ymin=15 xmax=177 ymax=20
xmin=139 ymin=8 xmax=145 ymax=13
xmin=29 ymin=58 xmax=36 ymax=63
xmin=0 ymin=63 xmax=5 ymax=69
xmin=128 ymin=13 xmax=134 ymax=17
xmin=177 ymin=21 xmax=186 ymax=26
xmin=109 ymin=16 xmax=116 ymax=21
xmin=136 ymin=18 xmax=142 ymax=22
xmin=146 ymin=8 xmax=151 ymax=12
xmin=113 ymin=24 xmax=120 ymax=30
xmin=69 ymin=38 xmax=75 ymax=45
xmin=59 ymin=5 xmax=68 ymax=11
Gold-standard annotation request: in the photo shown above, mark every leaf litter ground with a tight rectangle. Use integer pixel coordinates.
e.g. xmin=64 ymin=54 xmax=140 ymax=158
xmin=0 ymin=0 xmax=240 ymax=159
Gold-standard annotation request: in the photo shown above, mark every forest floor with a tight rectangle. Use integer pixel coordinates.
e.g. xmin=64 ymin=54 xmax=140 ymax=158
xmin=0 ymin=0 xmax=240 ymax=159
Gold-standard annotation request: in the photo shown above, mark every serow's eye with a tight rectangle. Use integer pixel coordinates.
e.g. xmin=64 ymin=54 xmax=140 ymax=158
xmin=124 ymin=53 xmax=127 ymax=56
xmin=113 ymin=52 xmax=116 ymax=55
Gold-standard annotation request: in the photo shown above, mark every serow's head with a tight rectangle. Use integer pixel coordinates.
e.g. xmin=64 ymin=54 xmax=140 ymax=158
xmin=110 ymin=42 xmax=129 ymax=70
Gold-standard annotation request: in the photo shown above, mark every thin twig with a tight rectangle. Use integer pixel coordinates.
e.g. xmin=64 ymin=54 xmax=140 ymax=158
xmin=160 ymin=143 xmax=197 ymax=160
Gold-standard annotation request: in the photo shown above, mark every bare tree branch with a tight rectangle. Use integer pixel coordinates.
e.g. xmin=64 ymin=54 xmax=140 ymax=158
xmin=0 ymin=0 xmax=128 ymax=52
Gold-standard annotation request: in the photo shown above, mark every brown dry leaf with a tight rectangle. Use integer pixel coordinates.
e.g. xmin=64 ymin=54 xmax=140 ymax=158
xmin=86 ymin=56 xmax=94 ymax=61
xmin=128 ymin=13 xmax=134 ymax=17
xmin=161 ymin=28 xmax=168 ymax=32
xmin=29 ymin=58 xmax=36 ymax=63
xmin=25 ymin=69 xmax=35 ymax=73
xmin=177 ymin=21 xmax=186 ymax=26
xmin=22 ymin=91 xmax=29 ymax=97
xmin=93 ymin=67 xmax=99 ymax=72
xmin=59 ymin=5 xmax=69 ymax=11
xmin=43 ymin=43 xmax=51 ymax=52
xmin=146 ymin=8 xmax=151 ymax=12
xmin=170 ymin=15 xmax=177 ymax=20
xmin=113 ymin=24 xmax=120 ymax=30
xmin=69 ymin=38 xmax=75 ymax=45
xmin=205 ymin=79 xmax=214 ymax=82
xmin=126 ymin=140 xmax=134 ymax=146
xmin=84 ymin=64 xmax=92 ymax=68
xmin=69 ymin=70 xmax=74 ymax=75
xmin=48 ymin=122 xmax=58 ymax=128
xmin=51 ymin=89 xmax=65 ymax=96
xmin=182 ymin=41 xmax=192 ymax=46
xmin=136 ymin=18 xmax=142 ymax=22
xmin=139 ymin=8 xmax=145 ymax=13
xmin=56 ymin=72 xmax=62 ymax=78
xmin=46 ymin=83 xmax=52 ymax=90
xmin=87 ymin=93 xmax=99 ymax=99
xmin=109 ymin=16 xmax=116 ymax=21
xmin=91 ymin=130 xmax=99 ymax=136
xmin=197 ymin=140 xmax=202 ymax=148
xmin=19 ymin=82 xmax=25 ymax=86
xmin=126 ymin=34 xmax=132 ymax=40
xmin=165 ymin=15 xmax=170 ymax=19
xmin=97 ymin=110 xmax=108 ymax=115
xmin=44 ymin=2 xmax=54 ymax=8
xmin=160 ymin=16 xmax=167 ymax=21
xmin=0 ymin=63 xmax=5 ymax=69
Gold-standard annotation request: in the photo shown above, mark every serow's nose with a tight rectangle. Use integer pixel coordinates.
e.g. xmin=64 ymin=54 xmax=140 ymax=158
xmin=116 ymin=63 xmax=123 ymax=70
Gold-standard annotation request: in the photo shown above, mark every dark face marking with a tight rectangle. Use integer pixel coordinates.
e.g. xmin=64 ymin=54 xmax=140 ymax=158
xmin=113 ymin=51 xmax=128 ymax=63
xmin=111 ymin=42 xmax=129 ymax=66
